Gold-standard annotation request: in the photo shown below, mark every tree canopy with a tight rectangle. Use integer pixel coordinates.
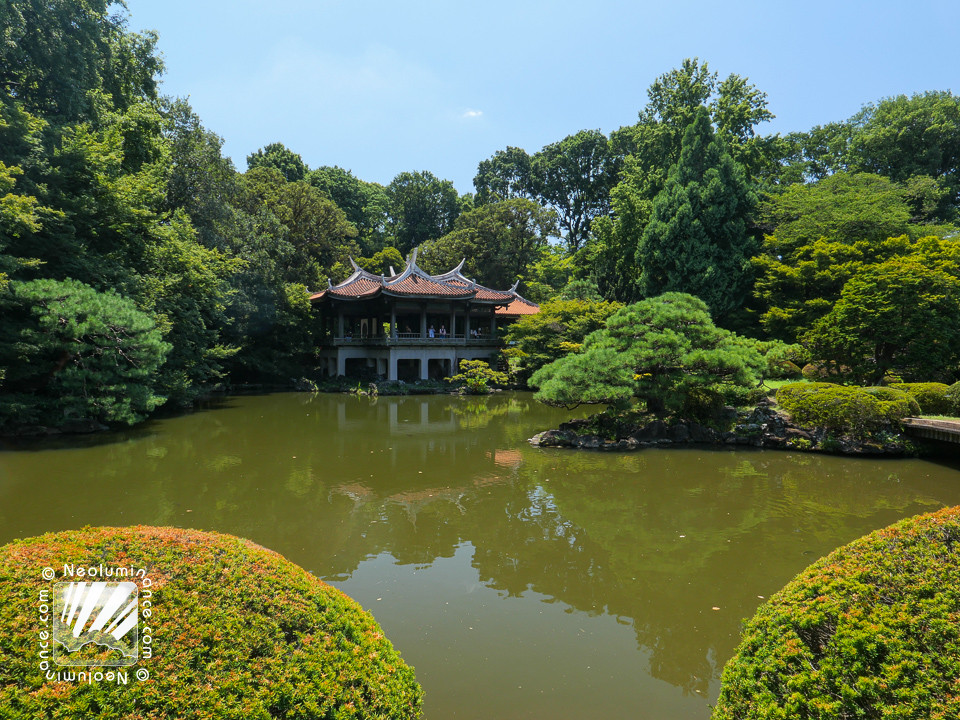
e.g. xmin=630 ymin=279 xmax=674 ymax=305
xmin=530 ymin=293 xmax=765 ymax=413
xmin=753 ymin=172 xmax=956 ymax=341
xmin=805 ymin=258 xmax=960 ymax=384
xmin=637 ymin=106 xmax=758 ymax=321
xmin=418 ymin=198 xmax=557 ymax=289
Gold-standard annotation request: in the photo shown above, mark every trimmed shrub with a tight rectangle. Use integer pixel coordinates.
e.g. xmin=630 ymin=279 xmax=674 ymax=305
xmin=776 ymin=382 xmax=913 ymax=436
xmin=889 ymin=382 xmax=952 ymax=415
xmin=861 ymin=385 xmax=922 ymax=419
xmin=800 ymin=363 xmax=829 ymax=381
xmin=0 ymin=526 xmax=423 ymax=719
xmin=713 ymin=506 xmax=960 ymax=720
xmin=946 ymin=381 xmax=960 ymax=415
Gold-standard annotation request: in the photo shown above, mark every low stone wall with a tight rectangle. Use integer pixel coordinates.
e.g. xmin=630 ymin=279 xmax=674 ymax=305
xmin=529 ymin=403 xmax=915 ymax=456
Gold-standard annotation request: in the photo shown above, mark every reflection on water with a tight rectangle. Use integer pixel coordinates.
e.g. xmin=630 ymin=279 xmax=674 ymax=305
xmin=2 ymin=393 xmax=960 ymax=719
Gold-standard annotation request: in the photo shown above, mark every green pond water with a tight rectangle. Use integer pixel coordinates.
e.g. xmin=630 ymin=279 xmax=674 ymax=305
xmin=2 ymin=391 xmax=960 ymax=719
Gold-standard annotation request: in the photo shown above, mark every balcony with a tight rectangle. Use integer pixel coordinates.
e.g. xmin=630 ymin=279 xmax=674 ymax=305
xmin=331 ymin=333 xmax=501 ymax=347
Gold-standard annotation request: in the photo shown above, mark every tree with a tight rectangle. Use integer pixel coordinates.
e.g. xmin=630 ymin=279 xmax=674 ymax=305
xmin=753 ymin=172 xmax=956 ymax=341
xmin=581 ymin=59 xmax=774 ymax=304
xmin=246 ymin=142 xmax=307 ymax=182
xmin=611 ymin=58 xmax=776 ymax=195
xmin=449 ymin=359 xmax=508 ymax=395
xmin=637 ymin=107 xmax=758 ymax=321
xmin=473 ymin=132 xmax=617 ymax=254
xmin=778 ymin=122 xmax=852 ymax=183
xmin=0 ymin=278 xmax=170 ymax=427
xmin=530 ymin=129 xmax=617 ymax=253
xmin=0 ymin=0 xmax=161 ymax=122
xmin=805 ymin=258 xmax=960 ymax=384
xmin=308 ymin=166 xmax=390 ymax=254
xmin=473 ymin=146 xmax=535 ymax=204
xmin=386 ymin=171 xmax=461 ymax=254
xmin=162 ymin=98 xmax=241 ymax=251
xmin=530 ymin=293 xmax=764 ymax=413
xmin=356 ymin=246 xmax=404 ymax=276
xmin=502 ymin=296 xmax=622 ymax=386
xmin=240 ymin=167 xmax=359 ymax=286
xmin=776 ymin=91 xmax=960 ymax=220
xmin=517 ymin=245 xmax=575 ymax=302
xmin=418 ymin=198 xmax=557 ymax=289
xmin=847 ymin=91 xmax=960 ymax=220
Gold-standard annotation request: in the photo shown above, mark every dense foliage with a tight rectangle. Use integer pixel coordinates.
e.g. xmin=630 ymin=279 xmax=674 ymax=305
xmin=501 ymin=296 xmax=622 ymax=385
xmin=449 ymin=359 xmax=508 ymax=395
xmin=0 ymin=526 xmax=423 ymax=719
xmin=637 ymin=106 xmax=757 ymax=321
xmin=713 ymin=505 xmax=960 ymax=720
xmin=0 ymin=278 xmax=170 ymax=428
xmin=804 ymin=257 xmax=960 ymax=384
xmin=530 ymin=293 xmax=765 ymax=412
xmin=889 ymin=382 xmax=956 ymax=415
xmin=776 ymin=382 xmax=919 ymax=436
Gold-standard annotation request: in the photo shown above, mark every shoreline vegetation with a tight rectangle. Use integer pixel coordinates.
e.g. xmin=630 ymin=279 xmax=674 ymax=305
xmin=529 ymin=400 xmax=919 ymax=456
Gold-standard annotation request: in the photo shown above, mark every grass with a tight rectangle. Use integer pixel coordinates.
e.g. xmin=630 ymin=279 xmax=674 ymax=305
xmin=759 ymin=377 xmax=808 ymax=393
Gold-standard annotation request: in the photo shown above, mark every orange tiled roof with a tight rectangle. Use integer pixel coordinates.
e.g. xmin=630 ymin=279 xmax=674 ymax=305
xmin=313 ymin=251 xmax=529 ymax=306
xmin=495 ymin=296 xmax=540 ymax=316
xmin=383 ymin=273 xmax=474 ymax=298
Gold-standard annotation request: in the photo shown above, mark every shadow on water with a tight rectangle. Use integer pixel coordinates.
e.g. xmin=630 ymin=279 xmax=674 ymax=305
xmin=0 ymin=395 xmax=238 ymax=452
xmin=2 ymin=392 xmax=960 ymax=719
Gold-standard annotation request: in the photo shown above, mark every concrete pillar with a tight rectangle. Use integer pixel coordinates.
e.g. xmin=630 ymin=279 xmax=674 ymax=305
xmin=419 ymin=358 xmax=429 ymax=380
xmin=464 ymin=311 xmax=471 ymax=339
xmin=420 ymin=307 xmax=427 ymax=338
xmin=449 ymin=308 xmax=456 ymax=337
xmin=338 ymin=313 xmax=344 ymax=338
xmin=491 ymin=315 xmax=497 ymax=336
xmin=388 ymin=351 xmax=398 ymax=381
xmin=390 ymin=306 xmax=397 ymax=339
xmin=336 ymin=350 xmax=346 ymax=377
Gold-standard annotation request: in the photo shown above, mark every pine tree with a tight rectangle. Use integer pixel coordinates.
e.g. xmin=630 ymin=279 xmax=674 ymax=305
xmin=637 ymin=106 xmax=757 ymax=321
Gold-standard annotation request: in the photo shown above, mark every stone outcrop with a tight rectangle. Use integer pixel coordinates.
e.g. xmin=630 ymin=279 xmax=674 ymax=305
xmin=529 ymin=402 xmax=915 ymax=456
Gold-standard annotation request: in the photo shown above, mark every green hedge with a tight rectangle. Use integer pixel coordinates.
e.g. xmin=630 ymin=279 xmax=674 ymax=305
xmin=713 ymin=506 xmax=960 ymax=720
xmin=946 ymin=382 xmax=960 ymax=414
xmin=0 ymin=526 xmax=423 ymax=719
xmin=889 ymin=382 xmax=954 ymax=415
xmin=776 ymin=382 xmax=918 ymax=435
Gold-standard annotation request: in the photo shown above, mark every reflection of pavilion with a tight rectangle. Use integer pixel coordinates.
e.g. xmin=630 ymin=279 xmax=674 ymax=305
xmin=335 ymin=398 xmax=457 ymax=435
xmin=310 ymin=250 xmax=538 ymax=381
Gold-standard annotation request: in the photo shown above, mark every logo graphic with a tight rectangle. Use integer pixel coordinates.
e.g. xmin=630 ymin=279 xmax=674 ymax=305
xmin=53 ymin=582 xmax=139 ymax=666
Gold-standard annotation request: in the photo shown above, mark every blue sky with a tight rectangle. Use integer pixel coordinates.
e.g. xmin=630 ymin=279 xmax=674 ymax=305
xmin=124 ymin=0 xmax=958 ymax=193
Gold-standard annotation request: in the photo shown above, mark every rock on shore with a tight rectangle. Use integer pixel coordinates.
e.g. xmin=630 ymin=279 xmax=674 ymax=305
xmin=529 ymin=402 xmax=914 ymax=455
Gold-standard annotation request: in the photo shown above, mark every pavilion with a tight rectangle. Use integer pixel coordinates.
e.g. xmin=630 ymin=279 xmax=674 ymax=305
xmin=309 ymin=249 xmax=539 ymax=381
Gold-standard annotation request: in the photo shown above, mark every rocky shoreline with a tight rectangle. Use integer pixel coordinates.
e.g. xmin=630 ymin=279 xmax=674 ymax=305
xmin=529 ymin=402 xmax=917 ymax=456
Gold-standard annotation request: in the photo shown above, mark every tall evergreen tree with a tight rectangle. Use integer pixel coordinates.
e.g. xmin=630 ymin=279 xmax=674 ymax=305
xmin=636 ymin=107 xmax=757 ymax=321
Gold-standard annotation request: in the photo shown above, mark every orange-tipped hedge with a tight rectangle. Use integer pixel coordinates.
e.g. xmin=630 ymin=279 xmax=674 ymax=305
xmin=713 ymin=506 xmax=960 ymax=719
xmin=0 ymin=526 xmax=423 ymax=719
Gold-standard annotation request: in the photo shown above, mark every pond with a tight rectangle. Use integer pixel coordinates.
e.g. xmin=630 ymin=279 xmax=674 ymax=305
xmin=2 ymin=392 xmax=960 ymax=719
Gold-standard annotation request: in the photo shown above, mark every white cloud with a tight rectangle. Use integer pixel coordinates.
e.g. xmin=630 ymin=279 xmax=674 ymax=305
xmin=462 ymin=109 xmax=483 ymax=119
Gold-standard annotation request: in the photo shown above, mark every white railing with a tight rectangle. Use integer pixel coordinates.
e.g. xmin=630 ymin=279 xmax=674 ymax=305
xmin=332 ymin=333 xmax=499 ymax=346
